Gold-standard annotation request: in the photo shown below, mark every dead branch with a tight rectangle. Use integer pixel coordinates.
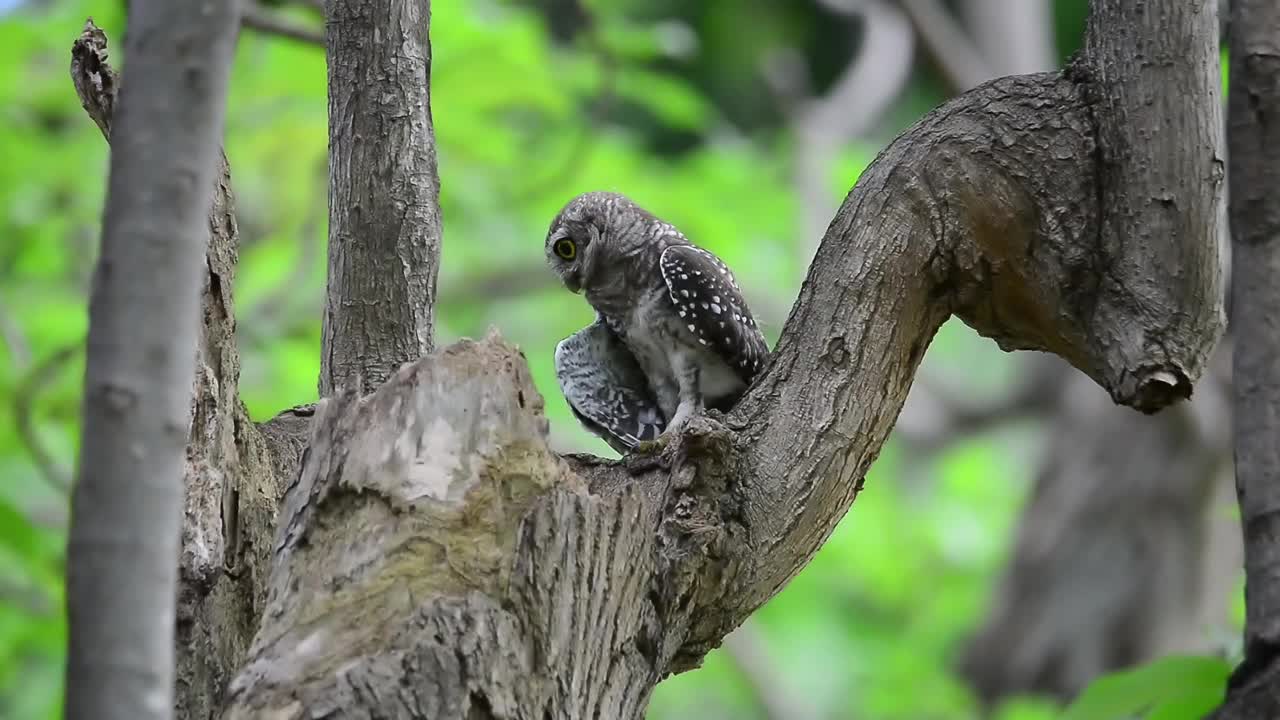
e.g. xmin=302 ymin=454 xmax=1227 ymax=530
xmin=13 ymin=344 xmax=78 ymax=493
xmin=241 ymin=4 xmax=324 ymax=46
xmin=899 ymin=0 xmax=994 ymax=91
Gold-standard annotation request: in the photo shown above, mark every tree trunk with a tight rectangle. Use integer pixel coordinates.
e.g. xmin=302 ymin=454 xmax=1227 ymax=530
xmin=64 ymin=4 xmax=243 ymax=720
xmin=959 ymin=350 xmax=1236 ymax=703
xmin=1213 ymin=1 xmax=1280 ymax=717
xmin=69 ymin=0 xmax=1226 ymax=717
xmin=320 ymin=0 xmax=442 ymax=396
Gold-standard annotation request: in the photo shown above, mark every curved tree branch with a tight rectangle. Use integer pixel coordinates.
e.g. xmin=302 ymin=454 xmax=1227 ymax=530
xmin=13 ymin=344 xmax=79 ymax=494
xmin=959 ymin=0 xmax=1057 ymax=76
xmin=899 ymin=0 xmax=993 ymax=91
xmin=763 ymin=0 xmax=916 ymax=263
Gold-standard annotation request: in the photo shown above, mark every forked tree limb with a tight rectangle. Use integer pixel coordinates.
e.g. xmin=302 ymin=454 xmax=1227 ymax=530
xmin=70 ymin=0 xmax=1226 ymax=716
xmin=218 ymin=1 xmax=1224 ymax=717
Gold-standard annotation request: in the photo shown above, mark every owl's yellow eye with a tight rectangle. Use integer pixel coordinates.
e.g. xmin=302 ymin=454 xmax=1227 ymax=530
xmin=554 ymin=238 xmax=577 ymax=260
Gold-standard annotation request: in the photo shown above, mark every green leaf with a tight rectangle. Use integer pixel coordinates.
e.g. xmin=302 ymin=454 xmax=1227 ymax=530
xmin=1062 ymin=655 xmax=1231 ymax=720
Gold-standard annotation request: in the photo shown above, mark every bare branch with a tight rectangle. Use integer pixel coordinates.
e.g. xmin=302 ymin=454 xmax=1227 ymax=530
xmin=69 ymin=22 xmax=118 ymax=139
xmin=722 ymin=621 xmax=819 ymax=720
xmin=959 ymin=0 xmax=1057 ymax=76
xmin=0 ymin=297 xmax=31 ymax=369
xmin=961 ymin=351 xmax=1234 ymax=703
xmin=763 ymin=0 xmax=916 ymax=261
xmin=13 ymin=344 xmax=78 ymax=494
xmin=899 ymin=0 xmax=994 ymax=91
xmin=241 ymin=4 xmax=324 ymax=46
xmin=894 ymin=356 xmax=1062 ymax=451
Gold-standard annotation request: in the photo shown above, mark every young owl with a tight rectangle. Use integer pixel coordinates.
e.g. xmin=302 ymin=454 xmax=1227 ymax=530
xmin=546 ymin=191 xmax=769 ymax=453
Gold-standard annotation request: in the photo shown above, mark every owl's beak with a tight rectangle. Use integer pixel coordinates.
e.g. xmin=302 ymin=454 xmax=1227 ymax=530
xmin=564 ymin=270 xmax=582 ymax=294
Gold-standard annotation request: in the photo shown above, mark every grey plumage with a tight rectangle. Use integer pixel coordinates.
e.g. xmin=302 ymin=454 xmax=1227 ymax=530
xmin=545 ymin=191 xmax=769 ymax=452
xmin=554 ymin=318 xmax=665 ymax=455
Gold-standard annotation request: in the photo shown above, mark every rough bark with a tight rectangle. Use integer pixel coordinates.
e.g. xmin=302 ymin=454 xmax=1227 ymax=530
xmin=69 ymin=0 xmax=1226 ymax=716
xmin=319 ymin=0 xmax=442 ymax=397
xmin=1213 ymin=0 xmax=1280 ymax=716
xmin=64 ymin=4 xmax=243 ymax=719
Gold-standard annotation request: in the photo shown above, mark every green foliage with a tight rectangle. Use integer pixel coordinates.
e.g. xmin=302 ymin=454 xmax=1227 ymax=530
xmin=0 ymin=1 xmax=1239 ymax=719
xmin=1062 ymin=656 xmax=1231 ymax=720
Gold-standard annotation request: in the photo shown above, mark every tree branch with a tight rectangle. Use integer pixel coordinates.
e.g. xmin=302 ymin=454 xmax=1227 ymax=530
xmin=0 ymin=296 xmax=31 ymax=369
xmin=899 ymin=0 xmax=994 ymax=91
xmin=959 ymin=0 xmax=1057 ymax=76
xmin=13 ymin=344 xmax=78 ymax=494
xmin=320 ymin=0 xmax=442 ymax=396
xmin=241 ymin=4 xmax=324 ymax=46
xmin=960 ymin=350 xmax=1234 ymax=703
xmin=722 ymin=621 xmax=819 ymax=720
xmin=763 ymin=0 xmax=916 ymax=262
xmin=64 ymin=4 xmax=242 ymax=718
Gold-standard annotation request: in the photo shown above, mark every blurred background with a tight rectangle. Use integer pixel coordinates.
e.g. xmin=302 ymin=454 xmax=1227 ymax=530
xmin=0 ymin=0 xmax=1242 ymax=718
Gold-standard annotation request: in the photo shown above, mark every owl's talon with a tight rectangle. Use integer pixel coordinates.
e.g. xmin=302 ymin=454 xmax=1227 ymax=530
xmin=633 ymin=436 xmax=668 ymax=455
xmin=624 ymin=434 xmax=672 ymax=473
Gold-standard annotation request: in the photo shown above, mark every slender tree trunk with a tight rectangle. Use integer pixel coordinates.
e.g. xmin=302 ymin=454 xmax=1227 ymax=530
xmin=319 ymin=0 xmax=442 ymax=396
xmin=63 ymin=3 xmax=243 ymax=719
xmin=1213 ymin=1 xmax=1280 ymax=717
xmin=68 ymin=0 xmax=1227 ymax=716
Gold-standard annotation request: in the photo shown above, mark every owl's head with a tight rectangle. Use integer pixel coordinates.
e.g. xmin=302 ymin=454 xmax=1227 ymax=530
xmin=544 ymin=191 xmax=655 ymax=294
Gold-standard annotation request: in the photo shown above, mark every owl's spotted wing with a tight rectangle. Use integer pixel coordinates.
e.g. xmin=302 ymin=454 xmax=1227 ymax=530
xmin=554 ymin=318 xmax=666 ymax=454
xmin=660 ymin=245 xmax=769 ymax=382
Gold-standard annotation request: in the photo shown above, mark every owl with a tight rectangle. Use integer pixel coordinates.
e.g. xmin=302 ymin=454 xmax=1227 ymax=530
xmin=546 ymin=191 xmax=769 ymax=453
